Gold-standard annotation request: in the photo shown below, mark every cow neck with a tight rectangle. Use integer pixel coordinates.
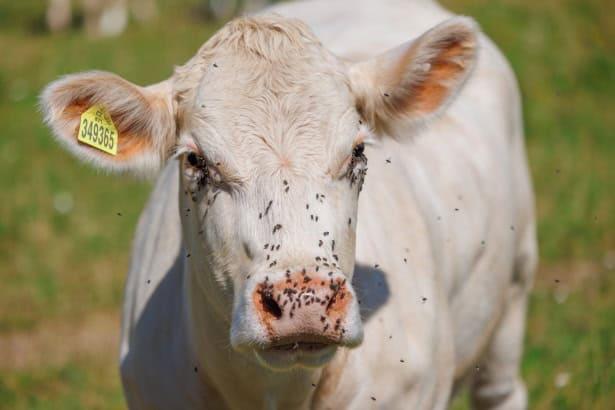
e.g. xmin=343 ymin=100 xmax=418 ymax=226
xmin=182 ymin=257 xmax=328 ymax=409
xmin=175 ymin=194 xmax=320 ymax=409
xmin=175 ymin=171 xmax=362 ymax=408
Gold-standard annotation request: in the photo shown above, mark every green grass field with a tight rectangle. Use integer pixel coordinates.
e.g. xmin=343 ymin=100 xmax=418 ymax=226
xmin=0 ymin=0 xmax=613 ymax=408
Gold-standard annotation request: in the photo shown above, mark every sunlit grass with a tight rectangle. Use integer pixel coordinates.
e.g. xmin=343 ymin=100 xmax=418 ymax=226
xmin=0 ymin=359 xmax=124 ymax=410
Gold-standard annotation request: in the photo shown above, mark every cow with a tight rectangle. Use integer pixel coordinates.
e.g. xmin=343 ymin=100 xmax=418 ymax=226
xmin=204 ymin=0 xmax=274 ymax=21
xmin=40 ymin=0 xmax=537 ymax=408
xmin=46 ymin=0 xmax=157 ymax=37
xmin=46 ymin=0 xmax=274 ymax=37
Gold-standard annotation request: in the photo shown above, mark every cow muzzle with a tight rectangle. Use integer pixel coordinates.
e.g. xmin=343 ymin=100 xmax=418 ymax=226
xmin=232 ymin=269 xmax=363 ymax=370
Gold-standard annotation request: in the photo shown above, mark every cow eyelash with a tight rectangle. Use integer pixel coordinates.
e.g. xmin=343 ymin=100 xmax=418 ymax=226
xmin=187 ymin=152 xmax=206 ymax=168
xmin=352 ymin=143 xmax=365 ymax=158
xmin=184 ymin=152 xmax=225 ymax=188
xmin=334 ymin=142 xmax=367 ymax=179
xmin=348 ymin=142 xmax=367 ymax=169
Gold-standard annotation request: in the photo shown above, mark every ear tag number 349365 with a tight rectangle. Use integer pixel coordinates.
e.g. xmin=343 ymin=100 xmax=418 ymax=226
xmin=77 ymin=105 xmax=118 ymax=155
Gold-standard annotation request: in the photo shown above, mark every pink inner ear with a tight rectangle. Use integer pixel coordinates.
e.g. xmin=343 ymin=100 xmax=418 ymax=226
xmin=406 ymin=38 xmax=474 ymax=114
xmin=61 ymin=99 xmax=154 ymax=161
xmin=42 ymin=71 xmax=176 ymax=175
xmin=350 ymin=19 xmax=477 ymax=137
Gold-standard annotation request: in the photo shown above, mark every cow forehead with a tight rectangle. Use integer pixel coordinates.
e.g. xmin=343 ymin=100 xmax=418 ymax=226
xmin=174 ymin=17 xmax=360 ymax=178
xmin=196 ymin=52 xmax=353 ymax=122
xmin=186 ymin=82 xmax=360 ymax=180
xmin=174 ymin=14 xmax=352 ymax=112
xmin=195 ymin=59 xmax=354 ymax=143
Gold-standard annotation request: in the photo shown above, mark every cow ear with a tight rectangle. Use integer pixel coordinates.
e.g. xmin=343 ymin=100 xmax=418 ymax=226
xmin=349 ymin=17 xmax=478 ymax=137
xmin=40 ymin=71 xmax=176 ymax=177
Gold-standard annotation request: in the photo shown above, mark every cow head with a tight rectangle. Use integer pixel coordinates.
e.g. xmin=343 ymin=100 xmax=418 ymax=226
xmin=41 ymin=15 xmax=477 ymax=370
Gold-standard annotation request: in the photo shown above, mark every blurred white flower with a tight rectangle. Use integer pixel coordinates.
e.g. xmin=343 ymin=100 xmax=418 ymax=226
xmin=53 ymin=191 xmax=74 ymax=215
xmin=554 ymin=372 xmax=570 ymax=389
xmin=554 ymin=287 xmax=568 ymax=304
xmin=603 ymin=250 xmax=615 ymax=270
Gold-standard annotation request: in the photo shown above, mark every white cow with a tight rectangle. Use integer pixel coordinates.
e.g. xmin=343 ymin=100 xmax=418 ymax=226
xmin=205 ymin=0 xmax=274 ymax=21
xmin=46 ymin=0 xmax=157 ymax=37
xmin=40 ymin=0 xmax=537 ymax=408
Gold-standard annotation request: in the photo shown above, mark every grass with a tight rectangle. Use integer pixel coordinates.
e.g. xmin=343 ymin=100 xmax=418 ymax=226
xmin=0 ymin=359 xmax=125 ymax=410
xmin=0 ymin=0 xmax=613 ymax=408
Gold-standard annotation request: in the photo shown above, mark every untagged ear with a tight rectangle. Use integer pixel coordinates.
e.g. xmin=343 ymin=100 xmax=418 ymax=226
xmin=40 ymin=71 xmax=176 ymax=176
xmin=349 ymin=17 xmax=479 ymax=137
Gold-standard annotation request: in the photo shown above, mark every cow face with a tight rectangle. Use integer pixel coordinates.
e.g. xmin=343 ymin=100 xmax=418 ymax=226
xmin=41 ymin=15 xmax=477 ymax=370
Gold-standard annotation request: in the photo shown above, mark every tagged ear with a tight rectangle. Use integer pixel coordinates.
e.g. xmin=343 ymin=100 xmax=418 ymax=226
xmin=40 ymin=71 xmax=176 ymax=176
xmin=349 ymin=17 xmax=479 ymax=137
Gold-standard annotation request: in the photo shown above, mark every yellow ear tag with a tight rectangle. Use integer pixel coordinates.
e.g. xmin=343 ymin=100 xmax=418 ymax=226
xmin=77 ymin=105 xmax=118 ymax=155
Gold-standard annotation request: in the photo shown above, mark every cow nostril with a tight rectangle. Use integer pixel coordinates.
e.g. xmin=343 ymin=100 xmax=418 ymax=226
xmin=261 ymin=290 xmax=283 ymax=319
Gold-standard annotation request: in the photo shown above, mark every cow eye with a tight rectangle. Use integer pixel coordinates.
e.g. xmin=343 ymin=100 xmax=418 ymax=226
xmin=184 ymin=152 xmax=229 ymax=191
xmin=345 ymin=142 xmax=367 ymax=189
xmin=352 ymin=143 xmax=365 ymax=158
xmin=186 ymin=152 xmax=206 ymax=168
xmin=187 ymin=152 xmax=199 ymax=167
xmin=184 ymin=151 xmax=211 ymax=188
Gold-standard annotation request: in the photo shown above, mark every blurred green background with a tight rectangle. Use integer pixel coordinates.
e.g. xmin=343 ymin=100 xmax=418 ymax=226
xmin=0 ymin=0 xmax=612 ymax=408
